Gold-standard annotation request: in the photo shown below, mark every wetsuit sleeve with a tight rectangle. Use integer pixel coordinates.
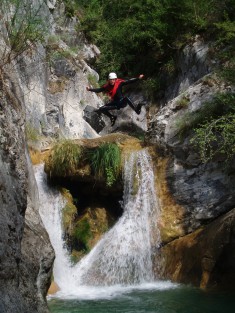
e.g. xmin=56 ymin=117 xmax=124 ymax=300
xmin=88 ymin=86 xmax=106 ymax=93
xmin=120 ymin=78 xmax=140 ymax=86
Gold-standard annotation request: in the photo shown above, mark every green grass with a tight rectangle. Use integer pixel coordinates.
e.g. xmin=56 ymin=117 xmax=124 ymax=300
xmin=25 ymin=123 xmax=40 ymax=142
xmin=48 ymin=140 xmax=82 ymax=176
xmin=89 ymin=143 xmax=122 ymax=187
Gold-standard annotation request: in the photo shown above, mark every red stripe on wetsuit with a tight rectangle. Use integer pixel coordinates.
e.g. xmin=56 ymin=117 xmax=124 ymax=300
xmin=102 ymin=79 xmax=125 ymax=100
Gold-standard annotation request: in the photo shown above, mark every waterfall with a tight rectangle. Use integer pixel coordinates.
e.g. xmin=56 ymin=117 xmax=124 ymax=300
xmin=34 ymin=164 xmax=75 ymax=288
xmin=72 ymin=149 xmax=160 ymax=286
xmin=35 ymin=149 xmax=161 ymax=295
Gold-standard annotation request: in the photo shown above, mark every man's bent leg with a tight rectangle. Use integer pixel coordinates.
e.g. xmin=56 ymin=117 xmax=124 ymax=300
xmin=96 ymin=103 xmax=117 ymax=126
xmin=125 ymin=97 xmax=140 ymax=112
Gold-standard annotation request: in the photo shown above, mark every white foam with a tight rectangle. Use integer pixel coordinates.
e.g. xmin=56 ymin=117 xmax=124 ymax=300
xmin=48 ymin=281 xmax=179 ymax=300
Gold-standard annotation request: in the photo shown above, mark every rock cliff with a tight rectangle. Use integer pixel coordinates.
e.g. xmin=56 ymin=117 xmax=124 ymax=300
xmin=147 ymin=38 xmax=235 ymax=289
xmin=0 ymin=62 xmax=54 ymax=312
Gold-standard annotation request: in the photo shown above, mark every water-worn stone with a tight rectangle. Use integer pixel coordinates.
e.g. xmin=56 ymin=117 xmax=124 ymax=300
xmin=154 ymin=208 xmax=235 ymax=290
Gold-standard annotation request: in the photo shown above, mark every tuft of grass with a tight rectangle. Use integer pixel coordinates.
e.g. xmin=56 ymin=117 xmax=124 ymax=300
xmin=89 ymin=143 xmax=121 ymax=187
xmin=176 ymin=95 xmax=190 ymax=108
xmin=48 ymin=140 xmax=82 ymax=176
xmin=25 ymin=123 xmax=40 ymax=142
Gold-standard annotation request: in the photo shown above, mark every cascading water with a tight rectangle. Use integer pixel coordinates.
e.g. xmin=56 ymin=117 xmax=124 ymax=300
xmin=35 ymin=149 xmax=162 ymax=298
xmin=34 ymin=164 xmax=74 ymax=289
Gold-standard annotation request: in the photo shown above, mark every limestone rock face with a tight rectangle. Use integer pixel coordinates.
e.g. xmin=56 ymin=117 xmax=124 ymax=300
xmin=20 ymin=155 xmax=55 ymax=313
xmin=17 ymin=1 xmax=102 ymax=145
xmin=0 ymin=67 xmax=28 ymax=312
xmin=162 ymin=36 xmax=211 ymax=103
xmin=148 ymin=75 xmax=235 ymax=236
xmin=0 ymin=65 xmax=54 ymax=312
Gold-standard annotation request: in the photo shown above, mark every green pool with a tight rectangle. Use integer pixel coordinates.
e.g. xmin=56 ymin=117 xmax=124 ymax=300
xmin=48 ymin=282 xmax=235 ymax=313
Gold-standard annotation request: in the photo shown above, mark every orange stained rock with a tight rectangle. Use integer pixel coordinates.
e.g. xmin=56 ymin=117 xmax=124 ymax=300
xmin=48 ymin=281 xmax=60 ymax=295
xmin=149 ymin=149 xmax=186 ymax=243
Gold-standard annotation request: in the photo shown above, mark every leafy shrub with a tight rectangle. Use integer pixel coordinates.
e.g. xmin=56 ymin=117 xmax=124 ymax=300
xmin=187 ymin=92 xmax=235 ymax=163
xmin=89 ymin=143 xmax=121 ymax=187
xmin=191 ymin=114 xmax=235 ymax=163
xmin=48 ymin=140 xmax=82 ymax=176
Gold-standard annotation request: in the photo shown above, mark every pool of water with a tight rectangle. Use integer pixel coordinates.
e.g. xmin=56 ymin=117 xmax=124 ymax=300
xmin=48 ymin=282 xmax=235 ymax=313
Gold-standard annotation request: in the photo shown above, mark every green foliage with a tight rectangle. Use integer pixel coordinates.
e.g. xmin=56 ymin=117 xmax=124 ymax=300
xmin=191 ymin=114 xmax=235 ymax=163
xmin=73 ymin=218 xmax=92 ymax=251
xmin=176 ymin=93 xmax=235 ymax=136
xmin=142 ymin=78 xmax=161 ymax=100
xmin=62 ymin=0 xmax=79 ymax=18
xmin=216 ymin=46 xmax=235 ymax=84
xmin=89 ymin=143 xmax=121 ymax=187
xmin=188 ymin=92 xmax=235 ymax=163
xmin=0 ymin=0 xmax=48 ymax=62
xmin=76 ymin=0 xmax=235 ymax=97
xmin=48 ymin=140 xmax=82 ymax=176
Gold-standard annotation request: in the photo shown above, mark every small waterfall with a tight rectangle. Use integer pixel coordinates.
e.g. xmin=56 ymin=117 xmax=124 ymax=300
xmin=72 ymin=149 xmax=160 ymax=286
xmin=35 ymin=149 xmax=161 ymax=295
xmin=34 ymin=164 xmax=74 ymax=289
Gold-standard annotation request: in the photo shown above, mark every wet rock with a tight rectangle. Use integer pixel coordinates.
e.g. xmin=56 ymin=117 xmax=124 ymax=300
xmin=155 ymin=208 xmax=235 ymax=290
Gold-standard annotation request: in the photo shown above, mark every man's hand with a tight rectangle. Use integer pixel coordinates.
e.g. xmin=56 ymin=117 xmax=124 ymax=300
xmin=139 ymin=74 xmax=144 ymax=79
xmin=86 ymin=86 xmax=90 ymax=91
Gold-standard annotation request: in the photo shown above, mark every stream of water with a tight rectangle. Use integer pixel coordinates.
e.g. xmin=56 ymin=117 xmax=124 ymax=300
xmin=34 ymin=150 xmax=235 ymax=313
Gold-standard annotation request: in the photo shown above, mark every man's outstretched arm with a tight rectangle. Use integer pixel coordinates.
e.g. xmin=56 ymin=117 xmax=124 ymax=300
xmin=121 ymin=74 xmax=144 ymax=86
xmin=86 ymin=86 xmax=105 ymax=93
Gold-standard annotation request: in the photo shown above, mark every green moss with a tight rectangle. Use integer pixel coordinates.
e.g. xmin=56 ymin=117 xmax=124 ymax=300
xmin=73 ymin=217 xmax=92 ymax=252
xmin=61 ymin=188 xmax=77 ymax=235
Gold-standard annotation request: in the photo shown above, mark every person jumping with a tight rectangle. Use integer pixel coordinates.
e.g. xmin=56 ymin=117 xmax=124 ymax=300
xmin=86 ymin=72 xmax=144 ymax=126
